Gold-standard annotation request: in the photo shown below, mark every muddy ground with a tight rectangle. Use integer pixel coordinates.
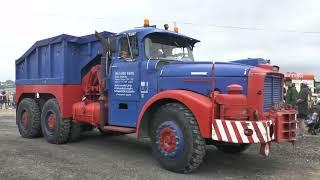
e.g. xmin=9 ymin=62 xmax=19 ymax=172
xmin=0 ymin=109 xmax=320 ymax=180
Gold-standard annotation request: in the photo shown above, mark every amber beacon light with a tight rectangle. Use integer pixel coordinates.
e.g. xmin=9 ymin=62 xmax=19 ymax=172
xmin=144 ymin=19 xmax=150 ymax=27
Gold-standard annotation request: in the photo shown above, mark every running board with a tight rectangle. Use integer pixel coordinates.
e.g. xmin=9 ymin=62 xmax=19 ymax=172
xmin=102 ymin=126 xmax=136 ymax=133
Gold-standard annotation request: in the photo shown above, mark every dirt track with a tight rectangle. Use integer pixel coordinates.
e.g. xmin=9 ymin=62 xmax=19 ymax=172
xmin=1 ymin=109 xmax=320 ymax=180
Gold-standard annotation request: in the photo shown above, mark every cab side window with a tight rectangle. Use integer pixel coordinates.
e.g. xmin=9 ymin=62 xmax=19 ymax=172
xmin=119 ymin=35 xmax=139 ymax=60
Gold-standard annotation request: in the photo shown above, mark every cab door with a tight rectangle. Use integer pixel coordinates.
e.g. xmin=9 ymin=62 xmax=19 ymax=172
xmin=108 ymin=33 xmax=140 ymax=127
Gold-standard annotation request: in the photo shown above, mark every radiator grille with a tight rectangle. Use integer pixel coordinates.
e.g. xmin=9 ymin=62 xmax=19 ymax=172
xmin=264 ymin=75 xmax=283 ymax=112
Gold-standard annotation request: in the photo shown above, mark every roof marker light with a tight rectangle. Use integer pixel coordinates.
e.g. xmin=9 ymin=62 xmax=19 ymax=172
xmin=144 ymin=19 xmax=150 ymax=27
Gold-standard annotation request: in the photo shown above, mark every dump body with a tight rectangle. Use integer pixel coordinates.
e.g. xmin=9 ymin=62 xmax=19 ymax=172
xmin=16 ymin=32 xmax=114 ymax=85
xmin=15 ymin=32 xmax=114 ymax=118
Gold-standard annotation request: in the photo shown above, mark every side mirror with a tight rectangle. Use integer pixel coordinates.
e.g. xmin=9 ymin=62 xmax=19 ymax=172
xmin=95 ymin=31 xmax=116 ymax=54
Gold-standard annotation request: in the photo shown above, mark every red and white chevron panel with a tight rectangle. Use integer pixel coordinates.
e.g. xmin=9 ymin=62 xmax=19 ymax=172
xmin=211 ymin=119 xmax=275 ymax=144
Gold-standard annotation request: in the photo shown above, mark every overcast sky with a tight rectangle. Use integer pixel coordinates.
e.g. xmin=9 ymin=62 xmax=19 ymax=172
xmin=0 ymin=0 xmax=319 ymax=81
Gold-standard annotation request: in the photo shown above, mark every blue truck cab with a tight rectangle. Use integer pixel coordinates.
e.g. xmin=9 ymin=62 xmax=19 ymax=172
xmin=107 ymin=25 xmax=250 ymax=127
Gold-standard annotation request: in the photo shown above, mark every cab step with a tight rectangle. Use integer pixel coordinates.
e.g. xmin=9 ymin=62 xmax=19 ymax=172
xmin=102 ymin=126 xmax=136 ymax=133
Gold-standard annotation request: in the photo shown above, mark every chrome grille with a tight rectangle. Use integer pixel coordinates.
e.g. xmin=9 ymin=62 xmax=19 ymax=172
xmin=264 ymin=75 xmax=283 ymax=112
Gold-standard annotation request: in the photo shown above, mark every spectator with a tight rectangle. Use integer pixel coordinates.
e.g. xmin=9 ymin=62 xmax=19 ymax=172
xmin=315 ymin=99 xmax=320 ymax=114
xmin=0 ymin=93 xmax=3 ymax=109
xmin=1 ymin=90 xmax=8 ymax=109
xmin=307 ymin=87 xmax=313 ymax=111
xmin=283 ymin=86 xmax=287 ymax=101
xmin=8 ymin=92 xmax=14 ymax=109
xmin=12 ymin=92 xmax=16 ymax=109
xmin=296 ymin=81 xmax=310 ymax=136
xmin=6 ymin=92 xmax=10 ymax=108
xmin=285 ymin=78 xmax=298 ymax=106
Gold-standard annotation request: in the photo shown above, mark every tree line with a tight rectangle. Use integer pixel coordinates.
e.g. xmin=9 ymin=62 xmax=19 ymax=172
xmin=0 ymin=80 xmax=15 ymax=89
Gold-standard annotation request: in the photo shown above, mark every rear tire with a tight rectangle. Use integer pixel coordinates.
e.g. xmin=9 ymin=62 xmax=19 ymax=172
xmin=68 ymin=121 xmax=81 ymax=142
xmin=41 ymin=99 xmax=70 ymax=144
xmin=151 ymin=103 xmax=206 ymax=173
xmin=215 ymin=143 xmax=250 ymax=154
xmin=16 ymin=98 xmax=41 ymax=138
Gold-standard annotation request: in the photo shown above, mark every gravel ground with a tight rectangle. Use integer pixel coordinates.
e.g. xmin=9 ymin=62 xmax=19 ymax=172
xmin=0 ymin=109 xmax=320 ymax=180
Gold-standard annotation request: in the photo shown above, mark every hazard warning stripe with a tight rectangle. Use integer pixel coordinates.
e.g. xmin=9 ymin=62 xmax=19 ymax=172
xmin=212 ymin=119 xmax=274 ymax=144
xmin=251 ymin=121 xmax=265 ymax=143
xmin=231 ymin=121 xmax=243 ymax=144
xmin=225 ymin=120 xmax=238 ymax=143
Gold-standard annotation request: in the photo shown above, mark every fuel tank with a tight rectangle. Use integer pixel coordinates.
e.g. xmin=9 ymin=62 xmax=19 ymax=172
xmin=72 ymin=101 xmax=107 ymax=126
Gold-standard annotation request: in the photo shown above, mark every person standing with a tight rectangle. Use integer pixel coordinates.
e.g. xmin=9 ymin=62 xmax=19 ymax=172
xmin=296 ymin=81 xmax=310 ymax=136
xmin=12 ymin=92 xmax=16 ymax=109
xmin=6 ymin=92 xmax=10 ymax=108
xmin=8 ymin=92 xmax=13 ymax=109
xmin=285 ymin=78 xmax=298 ymax=106
xmin=0 ymin=93 xmax=3 ymax=109
xmin=1 ymin=90 xmax=8 ymax=109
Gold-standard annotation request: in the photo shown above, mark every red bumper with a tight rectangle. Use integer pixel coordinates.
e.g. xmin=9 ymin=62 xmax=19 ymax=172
xmin=211 ymin=110 xmax=297 ymax=144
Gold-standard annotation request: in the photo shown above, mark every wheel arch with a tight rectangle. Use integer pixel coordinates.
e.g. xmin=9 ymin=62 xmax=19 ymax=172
xmin=137 ymin=90 xmax=213 ymax=139
xmin=18 ymin=93 xmax=56 ymax=107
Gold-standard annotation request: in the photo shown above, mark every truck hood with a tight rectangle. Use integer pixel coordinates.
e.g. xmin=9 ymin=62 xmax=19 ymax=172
xmin=160 ymin=62 xmax=213 ymax=77
xmin=160 ymin=61 xmax=251 ymax=77
xmin=158 ymin=61 xmax=251 ymax=96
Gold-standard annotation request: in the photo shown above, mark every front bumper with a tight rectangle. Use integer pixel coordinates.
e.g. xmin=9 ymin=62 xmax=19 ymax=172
xmin=211 ymin=119 xmax=275 ymax=144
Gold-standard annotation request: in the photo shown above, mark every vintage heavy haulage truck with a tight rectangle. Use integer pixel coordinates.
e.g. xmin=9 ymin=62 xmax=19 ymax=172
xmin=15 ymin=20 xmax=297 ymax=173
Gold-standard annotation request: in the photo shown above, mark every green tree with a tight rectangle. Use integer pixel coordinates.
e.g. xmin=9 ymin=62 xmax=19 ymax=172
xmin=5 ymin=80 xmax=14 ymax=84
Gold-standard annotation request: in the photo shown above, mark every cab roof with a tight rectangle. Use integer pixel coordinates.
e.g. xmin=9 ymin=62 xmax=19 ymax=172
xmin=117 ymin=26 xmax=200 ymax=43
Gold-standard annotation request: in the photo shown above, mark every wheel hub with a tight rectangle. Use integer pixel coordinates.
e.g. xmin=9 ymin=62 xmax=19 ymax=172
xmin=47 ymin=113 xmax=56 ymax=129
xmin=21 ymin=110 xmax=29 ymax=128
xmin=159 ymin=127 xmax=177 ymax=153
xmin=156 ymin=121 xmax=184 ymax=159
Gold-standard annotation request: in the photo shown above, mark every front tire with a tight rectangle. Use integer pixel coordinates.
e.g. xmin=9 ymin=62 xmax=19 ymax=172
xmin=16 ymin=98 xmax=41 ymax=138
xmin=151 ymin=103 xmax=206 ymax=173
xmin=41 ymin=99 xmax=70 ymax=144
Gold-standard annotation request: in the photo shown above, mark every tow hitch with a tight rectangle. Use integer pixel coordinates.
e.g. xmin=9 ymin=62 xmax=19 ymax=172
xmin=259 ymin=142 xmax=271 ymax=156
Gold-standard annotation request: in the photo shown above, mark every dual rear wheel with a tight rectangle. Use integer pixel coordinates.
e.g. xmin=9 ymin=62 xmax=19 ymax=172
xmin=40 ymin=99 xmax=71 ymax=144
xmin=16 ymin=98 xmax=41 ymax=138
xmin=17 ymin=98 xmax=79 ymax=144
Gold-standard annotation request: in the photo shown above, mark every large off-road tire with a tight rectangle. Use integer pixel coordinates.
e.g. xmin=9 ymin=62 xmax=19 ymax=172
xmin=68 ymin=121 xmax=81 ymax=142
xmin=41 ymin=99 xmax=70 ymax=144
xmin=16 ymin=98 xmax=41 ymax=138
xmin=151 ymin=103 xmax=206 ymax=173
xmin=215 ymin=143 xmax=250 ymax=154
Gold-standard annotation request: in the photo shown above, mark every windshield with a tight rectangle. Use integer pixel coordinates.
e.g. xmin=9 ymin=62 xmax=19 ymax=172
xmin=144 ymin=33 xmax=195 ymax=61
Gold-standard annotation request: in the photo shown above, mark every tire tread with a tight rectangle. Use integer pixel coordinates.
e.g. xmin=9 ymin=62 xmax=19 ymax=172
xmin=153 ymin=103 xmax=206 ymax=173
xmin=17 ymin=98 xmax=41 ymax=138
